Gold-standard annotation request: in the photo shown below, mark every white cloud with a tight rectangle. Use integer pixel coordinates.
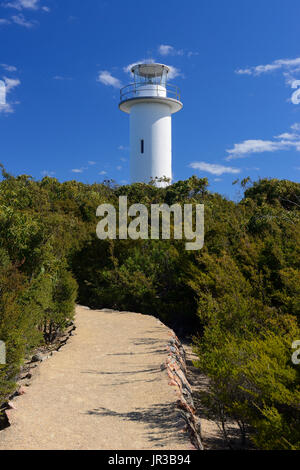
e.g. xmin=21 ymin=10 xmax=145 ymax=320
xmin=1 ymin=1 xmax=50 ymax=29
xmin=168 ymin=65 xmax=182 ymax=79
xmin=1 ymin=63 xmax=17 ymax=72
xmin=236 ymin=56 xmax=300 ymax=76
xmin=187 ymin=51 xmax=199 ymax=58
xmin=158 ymin=44 xmax=197 ymax=58
xmin=0 ymin=99 xmax=20 ymax=114
xmin=97 ymin=71 xmax=121 ymax=88
xmin=284 ymin=74 xmax=298 ymax=87
xmin=291 ymin=123 xmax=300 ymax=131
xmin=0 ymin=77 xmax=21 ymax=114
xmin=71 ymin=167 xmax=87 ymax=173
xmin=213 ymin=178 xmax=222 ymax=182
xmin=11 ymin=13 xmax=36 ymax=27
xmin=235 ymin=68 xmax=252 ymax=75
xmin=226 ymin=140 xmax=288 ymax=160
xmin=116 ymin=165 xmax=122 ymax=171
xmin=189 ymin=161 xmax=241 ymax=176
xmin=99 ymin=170 xmax=107 ymax=175
xmin=236 ymin=56 xmax=300 ymax=105
xmin=3 ymin=77 xmax=20 ymax=92
xmin=53 ymin=75 xmax=72 ymax=81
xmin=88 ymin=160 xmax=96 ymax=165
xmin=123 ymin=62 xmax=137 ymax=75
xmin=275 ymin=132 xmax=298 ymax=140
xmin=3 ymin=0 xmax=46 ymax=10
xmin=225 ymin=124 xmax=300 ymax=160
xmin=158 ymin=44 xmax=183 ymax=56
xmin=158 ymin=45 xmax=174 ymax=56
xmin=0 ymin=102 xmax=13 ymax=113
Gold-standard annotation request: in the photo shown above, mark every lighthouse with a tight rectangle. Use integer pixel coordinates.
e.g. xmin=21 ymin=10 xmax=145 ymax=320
xmin=119 ymin=63 xmax=183 ymax=187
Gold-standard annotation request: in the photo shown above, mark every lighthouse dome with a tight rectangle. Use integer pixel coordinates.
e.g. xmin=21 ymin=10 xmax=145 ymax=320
xmin=131 ymin=63 xmax=170 ymax=78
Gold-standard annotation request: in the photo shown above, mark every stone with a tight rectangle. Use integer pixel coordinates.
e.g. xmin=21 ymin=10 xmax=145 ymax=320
xmin=31 ymin=353 xmax=44 ymax=363
xmin=7 ymin=401 xmax=17 ymax=410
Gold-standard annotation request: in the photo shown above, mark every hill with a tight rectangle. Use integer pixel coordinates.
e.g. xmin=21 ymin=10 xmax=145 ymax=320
xmin=0 ymin=166 xmax=299 ymax=449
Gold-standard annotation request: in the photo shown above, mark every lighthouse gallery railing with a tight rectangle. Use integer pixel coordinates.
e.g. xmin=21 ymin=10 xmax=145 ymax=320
xmin=120 ymin=82 xmax=181 ymax=102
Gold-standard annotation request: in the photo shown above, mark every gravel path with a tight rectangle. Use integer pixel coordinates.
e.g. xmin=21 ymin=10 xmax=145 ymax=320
xmin=0 ymin=306 xmax=192 ymax=450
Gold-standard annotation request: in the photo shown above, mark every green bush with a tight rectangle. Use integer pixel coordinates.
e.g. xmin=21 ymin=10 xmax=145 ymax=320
xmin=0 ymin=169 xmax=81 ymax=404
xmin=0 ymin=167 xmax=299 ymax=449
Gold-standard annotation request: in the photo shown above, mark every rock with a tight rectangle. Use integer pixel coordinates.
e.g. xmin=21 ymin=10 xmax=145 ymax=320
xmin=168 ymin=379 xmax=178 ymax=387
xmin=0 ymin=410 xmax=10 ymax=430
xmin=194 ymin=415 xmax=202 ymax=437
xmin=165 ymin=332 xmax=203 ymax=450
xmin=3 ymin=409 xmax=12 ymax=423
xmin=7 ymin=401 xmax=17 ymax=410
xmin=31 ymin=353 xmax=44 ymax=363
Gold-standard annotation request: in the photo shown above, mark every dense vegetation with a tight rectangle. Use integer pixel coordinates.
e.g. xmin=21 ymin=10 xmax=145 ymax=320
xmin=0 ymin=166 xmax=299 ymax=449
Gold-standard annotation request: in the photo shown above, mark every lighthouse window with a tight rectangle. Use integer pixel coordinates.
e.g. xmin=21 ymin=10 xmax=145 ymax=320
xmin=140 ymin=139 xmax=144 ymax=154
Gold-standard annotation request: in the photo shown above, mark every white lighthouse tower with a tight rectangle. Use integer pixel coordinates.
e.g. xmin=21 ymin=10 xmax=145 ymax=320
xmin=119 ymin=63 xmax=183 ymax=187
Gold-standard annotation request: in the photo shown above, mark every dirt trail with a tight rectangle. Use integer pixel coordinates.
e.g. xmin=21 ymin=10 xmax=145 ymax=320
xmin=0 ymin=306 xmax=193 ymax=450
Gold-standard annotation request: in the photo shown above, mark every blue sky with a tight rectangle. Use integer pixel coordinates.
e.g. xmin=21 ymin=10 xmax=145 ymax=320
xmin=0 ymin=0 xmax=300 ymax=199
